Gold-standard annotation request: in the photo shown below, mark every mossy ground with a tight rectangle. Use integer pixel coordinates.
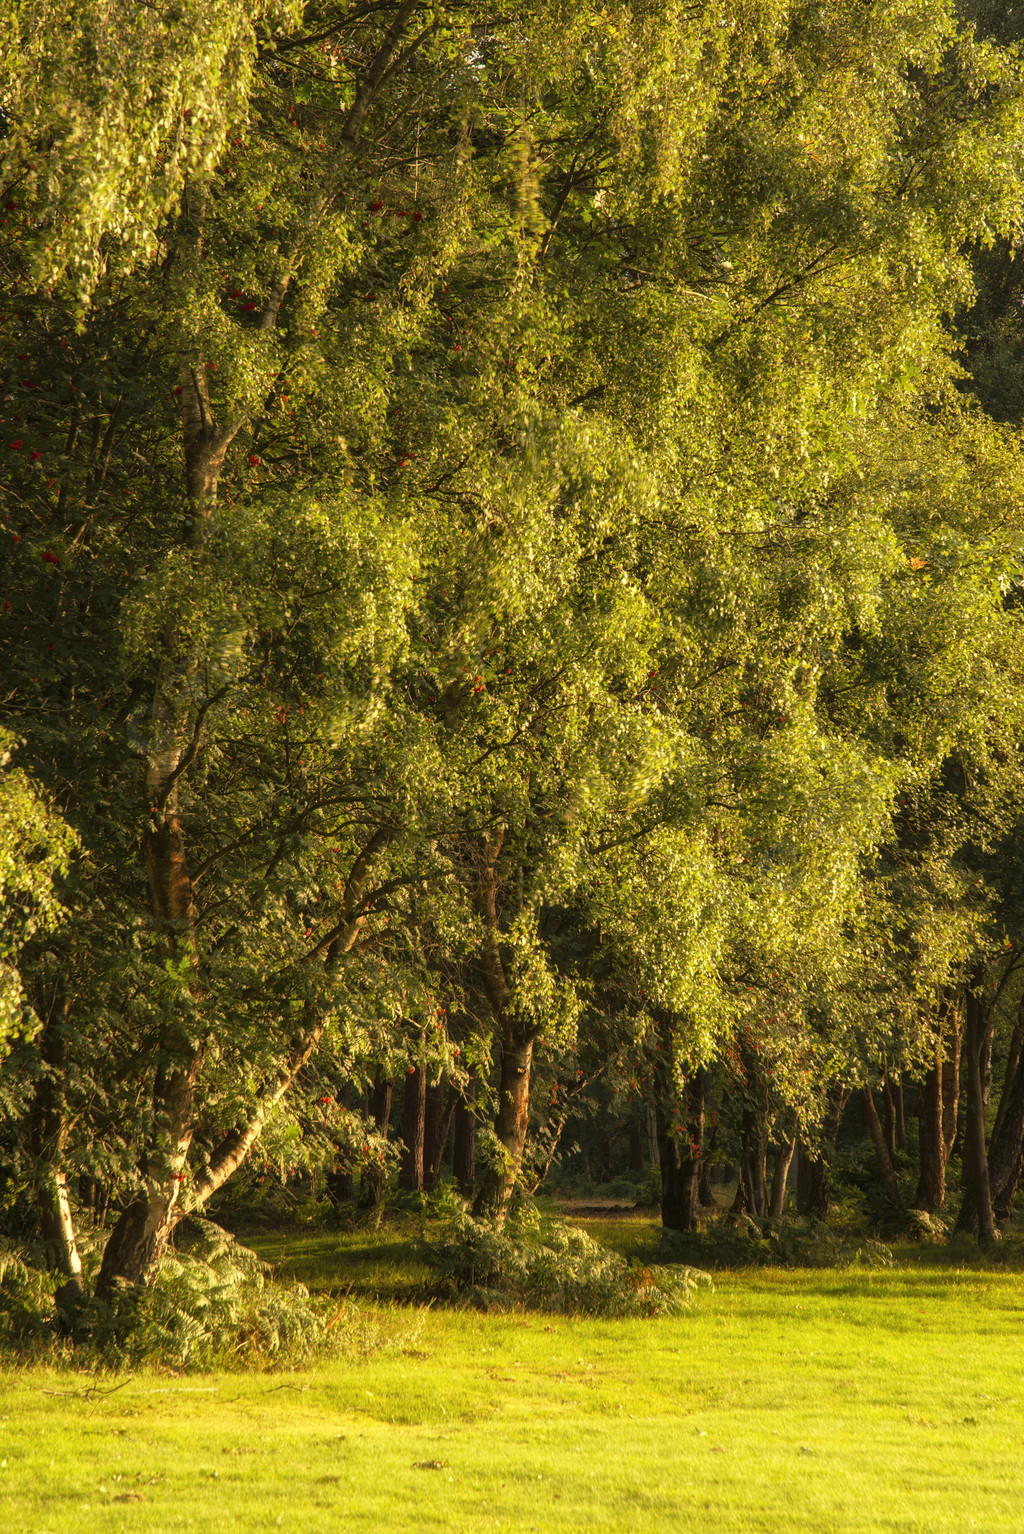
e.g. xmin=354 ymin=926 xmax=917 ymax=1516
xmin=2 ymin=1214 xmax=1021 ymax=1532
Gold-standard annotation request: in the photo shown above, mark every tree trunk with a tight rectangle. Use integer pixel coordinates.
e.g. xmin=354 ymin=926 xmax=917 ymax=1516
xmin=28 ymin=986 xmax=83 ymax=1292
xmin=863 ymin=1085 xmax=903 ymax=1209
xmin=893 ymin=1077 xmax=906 ymax=1153
xmin=473 ymin=1033 xmax=535 ymax=1222
xmin=882 ymin=1078 xmax=897 ymax=1161
xmin=729 ymin=1170 xmax=749 ymax=1218
xmin=400 ymin=1065 xmax=426 ymax=1192
xmin=424 ymin=1078 xmax=456 ymax=1189
xmin=991 ymin=998 xmax=1024 ymax=1148
xmin=941 ymin=1007 xmax=963 ymax=1163
xmin=988 ymin=998 xmax=1024 ymax=1223
xmin=914 ymin=1001 xmax=962 ymax=1211
xmin=656 ymin=1069 xmax=705 ymax=1232
xmin=739 ymin=1108 xmax=768 ymax=1220
xmin=956 ymin=983 xmax=997 ymax=1244
xmin=914 ymin=1059 xmax=945 ymax=1210
xmin=698 ymin=1120 xmax=718 ymax=1208
xmin=645 ymin=1102 xmax=660 ymax=1169
xmin=769 ymin=1118 xmax=798 ymax=1219
xmin=452 ymin=1074 xmax=477 ymax=1192
xmin=796 ymin=1085 xmax=847 ymax=1220
xmin=359 ymin=1073 xmax=393 ymax=1209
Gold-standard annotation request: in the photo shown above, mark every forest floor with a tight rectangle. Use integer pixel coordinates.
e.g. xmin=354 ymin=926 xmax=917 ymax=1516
xmin=2 ymin=1214 xmax=1022 ymax=1533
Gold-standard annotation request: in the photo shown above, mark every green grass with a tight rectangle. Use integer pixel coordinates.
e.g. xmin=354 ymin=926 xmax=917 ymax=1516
xmin=3 ymin=1218 xmax=1023 ymax=1532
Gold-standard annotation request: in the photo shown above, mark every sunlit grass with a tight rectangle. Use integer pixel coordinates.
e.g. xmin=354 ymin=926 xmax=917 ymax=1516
xmin=3 ymin=1217 xmax=1023 ymax=1532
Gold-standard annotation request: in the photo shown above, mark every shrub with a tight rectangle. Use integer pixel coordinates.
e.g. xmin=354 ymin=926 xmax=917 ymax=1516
xmin=659 ymin=1215 xmax=893 ymax=1270
xmin=422 ymin=1204 xmax=710 ymax=1317
xmin=0 ymin=1219 xmax=380 ymax=1369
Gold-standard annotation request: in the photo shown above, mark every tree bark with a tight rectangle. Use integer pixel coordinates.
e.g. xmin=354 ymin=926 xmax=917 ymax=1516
xmin=452 ymin=1074 xmax=477 ymax=1192
xmin=739 ymin=1108 xmax=768 ymax=1220
xmin=956 ymin=982 xmax=997 ymax=1244
xmin=892 ymin=1077 xmax=906 ymax=1153
xmin=656 ymin=1069 xmax=705 ymax=1232
xmin=991 ymin=997 xmax=1024 ymax=1148
xmin=399 ymin=1064 xmax=426 ymax=1192
xmin=473 ymin=1033 xmax=535 ymax=1221
xmin=424 ymin=1077 xmax=456 ymax=1189
xmin=796 ymin=1085 xmax=847 ymax=1220
xmin=28 ymin=984 xmax=83 ymax=1291
xmin=882 ymin=1078 xmax=897 ymax=1161
xmin=359 ymin=1073 xmax=393 ymax=1209
xmin=863 ymin=1086 xmax=904 ymax=1209
xmin=698 ymin=1119 xmax=718 ymax=1207
xmin=914 ymin=1058 xmax=945 ymax=1210
xmin=914 ymin=1000 xmax=962 ymax=1210
xmin=769 ymin=1118 xmax=798 ymax=1219
xmin=468 ymin=829 xmax=538 ymax=1224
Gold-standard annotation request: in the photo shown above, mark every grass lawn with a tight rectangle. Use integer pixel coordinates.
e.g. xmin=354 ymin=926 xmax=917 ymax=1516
xmin=2 ymin=1216 xmax=1023 ymax=1533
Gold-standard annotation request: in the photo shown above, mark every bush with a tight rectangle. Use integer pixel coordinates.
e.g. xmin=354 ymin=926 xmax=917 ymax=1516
xmin=659 ymin=1215 xmax=893 ymax=1271
xmin=0 ymin=1219 xmax=380 ymax=1369
xmin=422 ymin=1203 xmax=710 ymax=1317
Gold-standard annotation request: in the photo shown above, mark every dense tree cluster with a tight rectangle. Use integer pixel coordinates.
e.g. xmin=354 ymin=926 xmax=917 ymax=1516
xmin=4 ymin=0 xmax=1024 ymax=1305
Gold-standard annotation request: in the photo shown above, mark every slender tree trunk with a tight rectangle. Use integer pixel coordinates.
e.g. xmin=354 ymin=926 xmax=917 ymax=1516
xmin=729 ymin=1170 xmax=749 ymax=1218
xmin=28 ymin=984 xmax=83 ymax=1295
xmin=698 ymin=1119 xmax=718 ymax=1208
xmin=796 ymin=1085 xmax=848 ymax=1220
xmin=359 ymin=1073 xmax=393 ymax=1209
xmin=941 ymin=1008 xmax=963 ymax=1163
xmin=991 ymin=999 xmax=1024 ymax=1147
xmin=424 ymin=1078 xmax=456 ymax=1189
xmin=769 ymin=1117 xmax=798 ymax=1219
xmin=656 ymin=1069 xmax=705 ymax=1232
xmin=645 ymin=1102 xmax=660 ymax=1169
xmin=469 ymin=830 xmax=537 ymax=1224
xmin=957 ymin=983 xmax=997 ymax=1244
xmin=913 ymin=1000 xmax=962 ymax=1211
xmin=914 ymin=1059 xmax=945 ymax=1210
xmin=400 ymin=1065 xmax=426 ymax=1192
xmin=473 ymin=1033 xmax=535 ymax=1221
xmin=739 ymin=1108 xmax=768 ymax=1220
xmin=452 ymin=1074 xmax=477 ymax=1192
xmin=988 ymin=998 xmax=1024 ymax=1223
xmin=863 ymin=1086 xmax=904 ymax=1209
xmin=882 ymin=1078 xmax=897 ymax=1161
xmin=893 ymin=1078 xmax=906 ymax=1153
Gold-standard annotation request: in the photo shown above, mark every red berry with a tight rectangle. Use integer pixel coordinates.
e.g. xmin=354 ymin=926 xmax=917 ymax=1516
xmin=248 ymin=454 xmax=260 ymax=466
xmin=41 ymin=550 xmax=60 ymax=565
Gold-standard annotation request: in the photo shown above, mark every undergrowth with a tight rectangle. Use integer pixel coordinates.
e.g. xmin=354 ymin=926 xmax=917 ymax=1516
xmin=0 ymin=1219 xmax=382 ymax=1370
xmin=421 ymin=1200 xmax=710 ymax=1316
xmin=658 ymin=1213 xmax=894 ymax=1270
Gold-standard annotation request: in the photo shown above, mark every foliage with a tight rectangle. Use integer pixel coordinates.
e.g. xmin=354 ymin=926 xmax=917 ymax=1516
xmin=659 ymin=1215 xmax=894 ymax=1272
xmin=4 ymin=0 xmax=1024 ymax=1301
xmin=0 ymin=733 xmax=76 ymax=1051
xmin=0 ymin=1219 xmax=377 ymax=1368
xmin=421 ymin=1202 xmax=710 ymax=1317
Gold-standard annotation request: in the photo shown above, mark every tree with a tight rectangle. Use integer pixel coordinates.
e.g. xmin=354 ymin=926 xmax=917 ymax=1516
xmin=4 ymin=0 xmax=1024 ymax=1298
